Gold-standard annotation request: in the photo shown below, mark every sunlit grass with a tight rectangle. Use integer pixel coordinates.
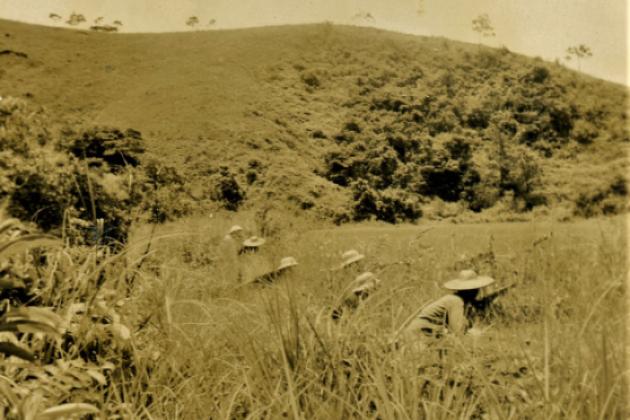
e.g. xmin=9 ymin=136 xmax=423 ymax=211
xmin=125 ymin=214 xmax=626 ymax=418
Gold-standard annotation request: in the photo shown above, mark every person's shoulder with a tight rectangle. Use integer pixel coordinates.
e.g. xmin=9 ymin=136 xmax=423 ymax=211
xmin=223 ymin=234 xmax=234 ymax=242
xmin=437 ymin=294 xmax=464 ymax=308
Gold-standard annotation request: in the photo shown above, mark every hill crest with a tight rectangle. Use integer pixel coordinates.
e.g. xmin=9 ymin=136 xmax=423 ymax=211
xmin=0 ymin=18 xmax=627 ymax=222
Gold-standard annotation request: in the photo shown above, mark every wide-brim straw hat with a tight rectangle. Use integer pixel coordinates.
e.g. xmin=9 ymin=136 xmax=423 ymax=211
xmin=351 ymin=271 xmax=381 ymax=294
xmin=338 ymin=249 xmax=365 ymax=269
xmin=242 ymin=236 xmax=266 ymax=247
xmin=277 ymin=256 xmax=298 ymax=271
xmin=443 ymin=269 xmax=495 ymax=290
xmin=228 ymin=225 xmax=243 ymax=235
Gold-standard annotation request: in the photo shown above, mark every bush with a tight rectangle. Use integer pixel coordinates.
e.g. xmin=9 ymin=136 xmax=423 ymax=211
xmin=466 ymin=108 xmax=490 ymax=129
xmin=351 ymin=180 xmax=421 ymax=223
xmin=572 ymin=120 xmax=598 ymax=145
xmin=0 ymin=97 xmax=145 ymax=247
xmin=574 ymin=175 xmax=628 ymax=217
xmin=139 ymin=159 xmax=194 ymax=223
xmin=211 ymin=166 xmax=246 ymax=211
xmin=64 ymin=126 xmax=144 ymax=171
xmin=301 ymin=72 xmax=321 ymax=88
xmin=525 ymin=66 xmax=550 ymax=84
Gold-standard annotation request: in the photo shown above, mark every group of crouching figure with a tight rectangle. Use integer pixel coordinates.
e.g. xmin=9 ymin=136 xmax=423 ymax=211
xmin=221 ymin=224 xmax=512 ymax=349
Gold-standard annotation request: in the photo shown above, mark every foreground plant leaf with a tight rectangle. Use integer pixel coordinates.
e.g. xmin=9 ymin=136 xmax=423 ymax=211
xmin=0 ymin=234 xmax=62 ymax=262
xmin=0 ymin=307 xmax=65 ymax=336
xmin=0 ymin=218 xmax=21 ymax=235
xmin=0 ymin=341 xmax=36 ymax=361
xmin=35 ymin=403 xmax=100 ymax=419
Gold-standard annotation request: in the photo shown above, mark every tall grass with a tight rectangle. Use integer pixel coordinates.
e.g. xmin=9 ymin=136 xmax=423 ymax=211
xmin=122 ymin=215 xmax=626 ymax=418
xmin=1 ymin=211 xmax=624 ymax=417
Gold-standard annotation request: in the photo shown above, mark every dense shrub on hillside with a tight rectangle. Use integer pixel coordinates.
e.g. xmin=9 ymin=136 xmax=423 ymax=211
xmin=0 ymin=97 xmax=145 ymax=246
xmin=140 ymin=159 xmax=194 ymax=223
xmin=64 ymin=126 xmax=145 ymax=170
xmin=573 ymin=175 xmax=628 ymax=217
xmin=311 ymin=44 xmax=628 ymax=222
xmin=351 ymin=180 xmax=421 ymax=223
xmin=210 ymin=166 xmax=246 ymax=211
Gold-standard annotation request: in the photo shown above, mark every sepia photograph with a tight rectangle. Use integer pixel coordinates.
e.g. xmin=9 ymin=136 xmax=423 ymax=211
xmin=0 ymin=0 xmax=627 ymax=418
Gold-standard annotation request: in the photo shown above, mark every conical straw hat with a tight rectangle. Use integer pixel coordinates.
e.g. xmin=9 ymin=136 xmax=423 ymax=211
xmin=351 ymin=271 xmax=381 ymax=294
xmin=277 ymin=256 xmax=298 ymax=271
xmin=338 ymin=249 xmax=365 ymax=269
xmin=243 ymin=236 xmax=266 ymax=247
xmin=228 ymin=225 xmax=243 ymax=235
xmin=443 ymin=270 xmax=495 ymax=290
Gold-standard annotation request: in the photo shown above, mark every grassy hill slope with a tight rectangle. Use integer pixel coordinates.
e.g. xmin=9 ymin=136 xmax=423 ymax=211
xmin=0 ymin=19 xmax=627 ymax=222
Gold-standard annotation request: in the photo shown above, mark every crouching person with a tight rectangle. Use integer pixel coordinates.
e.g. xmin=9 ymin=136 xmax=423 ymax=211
xmin=332 ymin=271 xmax=381 ymax=320
xmin=251 ymin=256 xmax=298 ymax=285
xmin=397 ymin=270 xmax=495 ymax=350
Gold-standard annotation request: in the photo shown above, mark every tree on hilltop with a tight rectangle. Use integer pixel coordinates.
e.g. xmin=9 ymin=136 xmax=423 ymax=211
xmin=352 ymin=11 xmax=375 ymax=23
xmin=472 ymin=14 xmax=495 ymax=45
xmin=416 ymin=0 xmax=425 ymax=15
xmin=66 ymin=12 xmax=87 ymax=26
xmin=565 ymin=44 xmax=593 ymax=71
xmin=186 ymin=16 xmax=199 ymax=28
xmin=113 ymin=20 xmax=123 ymax=27
xmin=48 ymin=13 xmax=62 ymax=22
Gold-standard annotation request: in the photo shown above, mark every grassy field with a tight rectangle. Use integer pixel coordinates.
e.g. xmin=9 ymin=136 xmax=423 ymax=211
xmin=122 ymin=215 xmax=627 ymax=418
xmin=0 ymin=18 xmax=627 ymax=418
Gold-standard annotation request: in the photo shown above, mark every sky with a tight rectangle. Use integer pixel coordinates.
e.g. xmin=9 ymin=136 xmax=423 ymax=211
xmin=0 ymin=0 xmax=627 ymax=85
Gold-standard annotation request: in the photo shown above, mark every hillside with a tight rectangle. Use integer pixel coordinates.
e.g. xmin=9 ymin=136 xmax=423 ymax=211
xmin=0 ymin=19 xmax=627 ymax=223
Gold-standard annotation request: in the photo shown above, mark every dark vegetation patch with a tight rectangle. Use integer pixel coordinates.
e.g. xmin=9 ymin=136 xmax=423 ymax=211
xmin=0 ymin=49 xmax=28 ymax=58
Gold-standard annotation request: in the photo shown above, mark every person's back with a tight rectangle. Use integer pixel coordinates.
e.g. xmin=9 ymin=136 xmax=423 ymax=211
xmin=417 ymin=294 xmax=467 ymax=335
xmin=398 ymin=270 xmax=495 ymax=348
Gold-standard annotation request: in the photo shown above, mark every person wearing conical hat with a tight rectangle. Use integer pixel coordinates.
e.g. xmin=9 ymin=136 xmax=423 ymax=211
xmin=218 ymin=225 xmax=245 ymax=282
xmin=222 ymin=225 xmax=245 ymax=256
xmin=333 ymin=249 xmax=365 ymax=271
xmin=236 ymin=235 xmax=271 ymax=283
xmin=332 ymin=271 xmax=381 ymax=320
xmin=224 ymin=225 xmax=244 ymax=240
xmin=252 ymin=256 xmax=298 ymax=285
xmin=399 ymin=270 xmax=495 ymax=344
xmin=239 ymin=236 xmax=266 ymax=255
